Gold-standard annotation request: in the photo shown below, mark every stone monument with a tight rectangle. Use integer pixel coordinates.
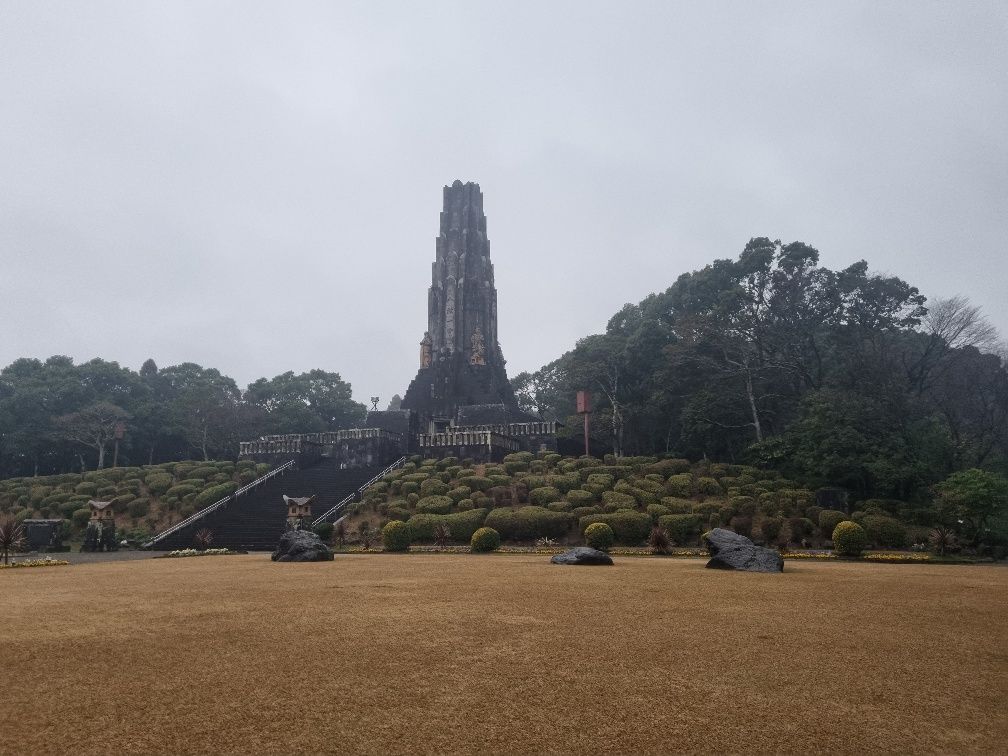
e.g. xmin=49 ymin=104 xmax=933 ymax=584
xmin=401 ymin=180 xmax=526 ymax=431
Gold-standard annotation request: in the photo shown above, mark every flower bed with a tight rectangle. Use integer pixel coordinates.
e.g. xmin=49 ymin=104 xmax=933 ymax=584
xmin=163 ymin=548 xmax=234 ymax=558
xmin=0 ymin=557 xmax=70 ymax=569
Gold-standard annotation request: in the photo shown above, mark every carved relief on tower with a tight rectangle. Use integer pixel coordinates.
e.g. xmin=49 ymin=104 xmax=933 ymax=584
xmin=420 ymin=332 xmax=432 ymax=368
xmin=470 ymin=327 xmax=486 ymax=366
xmin=445 ymin=287 xmax=456 ymax=350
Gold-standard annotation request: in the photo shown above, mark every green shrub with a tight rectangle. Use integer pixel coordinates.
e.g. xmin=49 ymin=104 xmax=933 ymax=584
xmin=194 ymin=483 xmax=236 ymax=507
xmin=382 ymin=520 xmax=411 ymax=552
xmin=408 ymin=509 xmax=487 ymax=542
xmin=586 ymin=473 xmax=615 ymax=490
xmin=447 ymin=486 xmax=472 ymax=503
xmin=647 ymin=503 xmax=671 ymax=520
xmin=547 ymin=501 xmax=572 ymax=512
xmin=602 ymin=491 xmax=637 ymax=511
xmin=165 ymin=484 xmax=198 ymax=501
xmin=529 ymin=486 xmax=562 ymax=506
xmin=645 ymin=458 xmax=691 ymax=477
xmin=584 ymin=522 xmax=615 ymax=551
xmin=665 ymin=474 xmax=693 ymax=497
xmin=819 ymin=509 xmax=847 ymax=538
xmin=571 ymin=506 xmax=603 ymax=520
xmin=578 ymin=511 xmax=652 ymax=545
xmin=74 ymin=482 xmax=98 ymax=496
xmin=420 ymin=478 xmax=450 ymax=497
xmin=71 ymin=508 xmax=91 ymax=528
xmin=658 ymin=514 xmax=703 ymax=545
xmin=832 ymin=521 xmax=867 ymax=556
xmin=693 ymin=501 xmax=721 ymax=518
xmin=400 ymin=481 xmax=420 ymax=495
xmin=787 ymin=516 xmax=815 ymax=543
xmin=565 ymin=489 xmax=595 ymax=506
xmin=187 ymin=465 xmax=217 ymax=480
xmin=458 ymin=476 xmax=493 ymax=492
xmin=697 ymin=479 xmax=721 ymax=497
xmin=484 ymin=506 xmax=573 ymax=541
xmin=415 ymin=495 xmax=453 ymax=515
xmin=144 ymin=473 xmax=173 ymax=496
xmin=314 ymin=522 xmax=334 ymax=541
xmin=470 ymin=526 xmax=500 ymax=553
xmin=760 ymin=516 xmax=784 ymax=544
xmin=386 ymin=506 xmax=411 ymax=521
xmin=659 ymin=497 xmax=693 ymax=514
xmin=127 ymin=498 xmax=150 ymax=519
xmin=58 ymin=500 xmax=80 ymax=518
xmin=862 ymin=515 xmax=908 ymax=549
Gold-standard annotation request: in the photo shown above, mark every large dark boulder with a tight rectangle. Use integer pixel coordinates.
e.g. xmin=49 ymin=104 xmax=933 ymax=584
xmin=272 ymin=529 xmax=334 ymax=562
xmin=704 ymin=528 xmax=783 ymax=573
xmin=550 ymin=547 xmax=614 ymax=566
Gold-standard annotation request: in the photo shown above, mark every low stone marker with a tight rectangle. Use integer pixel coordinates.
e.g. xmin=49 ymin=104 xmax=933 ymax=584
xmin=704 ymin=528 xmax=783 ymax=573
xmin=550 ymin=546 xmax=613 ymax=566
xmin=271 ymin=529 xmax=334 ymax=562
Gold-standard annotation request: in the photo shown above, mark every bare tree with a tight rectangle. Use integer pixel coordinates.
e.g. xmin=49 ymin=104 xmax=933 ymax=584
xmin=56 ymin=402 xmax=130 ymax=469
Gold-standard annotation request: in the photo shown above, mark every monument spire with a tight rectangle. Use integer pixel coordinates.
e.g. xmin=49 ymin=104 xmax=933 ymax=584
xmin=401 ymin=180 xmax=522 ymax=428
xmin=427 ymin=180 xmax=499 ymax=366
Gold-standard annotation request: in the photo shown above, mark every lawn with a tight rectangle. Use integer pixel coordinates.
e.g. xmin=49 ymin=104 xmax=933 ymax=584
xmin=1 ymin=555 xmax=1005 ymax=754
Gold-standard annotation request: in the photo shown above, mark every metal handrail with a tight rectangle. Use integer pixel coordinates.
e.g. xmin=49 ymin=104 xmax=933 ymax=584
xmin=143 ymin=459 xmax=296 ymax=548
xmin=312 ymin=456 xmax=407 ymax=526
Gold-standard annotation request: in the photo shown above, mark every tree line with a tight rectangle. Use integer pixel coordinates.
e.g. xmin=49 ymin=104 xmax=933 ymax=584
xmin=513 ymin=238 xmax=1008 ymax=502
xmin=0 ymin=358 xmax=366 ymax=477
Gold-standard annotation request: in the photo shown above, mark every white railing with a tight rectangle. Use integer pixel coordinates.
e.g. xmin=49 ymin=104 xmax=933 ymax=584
xmin=417 ymin=430 xmax=521 ymax=452
xmin=239 ymin=429 xmax=402 ymax=456
xmin=312 ymin=456 xmax=406 ymax=527
xmin=143 ymin=459 xmax=296 ymax=548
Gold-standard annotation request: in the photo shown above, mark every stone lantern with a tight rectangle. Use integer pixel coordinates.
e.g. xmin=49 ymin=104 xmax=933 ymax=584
xmin=82 ymin=500 xmax=118 ymax=552
xmin=284 ymin=495 xmax=315 ymax=531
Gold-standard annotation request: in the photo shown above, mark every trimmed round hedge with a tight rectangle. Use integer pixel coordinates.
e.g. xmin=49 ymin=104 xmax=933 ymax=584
xmin=470 ymin=526 xmax=500 ymax=553
xmin=832 ymin=520 xmax=867 ymax=556
xmin=584 ymin=521 xmax=614 ymax=551
xmin=382 ymin=520 xmax=412 ymax=552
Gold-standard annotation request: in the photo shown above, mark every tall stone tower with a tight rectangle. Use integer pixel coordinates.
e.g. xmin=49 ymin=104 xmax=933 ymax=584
xmin=401 ymin=181 xmax=523 ymax=430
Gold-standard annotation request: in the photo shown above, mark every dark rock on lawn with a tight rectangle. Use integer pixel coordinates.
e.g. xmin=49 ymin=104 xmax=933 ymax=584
xmin=551 ymin=547 xmax=613 ymax=566
xmin=704 ymin=528 xmax=783 ymax=573
xmin=272 ymin=529 xmax=334 ymax=562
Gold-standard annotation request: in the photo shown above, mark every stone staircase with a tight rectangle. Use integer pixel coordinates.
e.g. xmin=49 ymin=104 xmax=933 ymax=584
xmin=149 ymin=458 xmax=383 ymax=551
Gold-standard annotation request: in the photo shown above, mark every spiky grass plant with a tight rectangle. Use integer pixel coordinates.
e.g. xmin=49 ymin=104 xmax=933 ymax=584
xmin=648 ymin=524 xmax=671 ymax=555
xmin=432 ymin=522 xmax=452 ymax=551
xmin=194 ymin=528 xmax=214 ymax=548
xmin=334 ymin=520 xmax=347 ymax=549
xmin=0 ymin=516 xmax=26 ymax=565
xmin=357 ymin=521 xmax=373 ymax=550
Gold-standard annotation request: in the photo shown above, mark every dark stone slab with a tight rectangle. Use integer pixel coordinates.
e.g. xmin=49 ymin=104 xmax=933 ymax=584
xmin=550 ymin=546 xmax=614 ymax=566
xmin=271 ymin=529 xmax=334 ymax=562
xmin=704 ymin=528 xmax=783 ymax=573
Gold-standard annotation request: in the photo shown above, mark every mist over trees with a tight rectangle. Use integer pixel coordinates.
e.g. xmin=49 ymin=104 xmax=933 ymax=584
xmin=512 ymin=238 xmax=1007 ymax=502
xmin=0 ymin=359 xmax=365 ymax=477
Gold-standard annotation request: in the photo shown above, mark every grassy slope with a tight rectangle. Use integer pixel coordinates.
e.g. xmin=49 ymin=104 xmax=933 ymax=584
xmin=342 ymin=452 xmax=910 ymax=548
xmin=0 ymin=460 xmax=270 ymax=543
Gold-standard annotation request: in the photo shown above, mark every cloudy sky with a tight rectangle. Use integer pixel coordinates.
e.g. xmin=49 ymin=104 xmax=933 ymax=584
xmin=2 ymin=1 xmax=1006 ymax=404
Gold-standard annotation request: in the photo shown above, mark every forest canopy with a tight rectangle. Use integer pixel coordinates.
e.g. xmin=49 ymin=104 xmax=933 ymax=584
xmin=0 ymin=359 xmax=365 ymax=477
xmin=512 ymin=238 xmax=1007 ymax=502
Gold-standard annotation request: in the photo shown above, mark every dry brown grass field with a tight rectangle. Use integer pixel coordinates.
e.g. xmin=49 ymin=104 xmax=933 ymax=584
xmin=1 ymin=555 xmax=1006 ymax=755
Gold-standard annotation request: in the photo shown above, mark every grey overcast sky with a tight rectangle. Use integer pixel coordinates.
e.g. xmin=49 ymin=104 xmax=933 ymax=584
xmin=2 ymin=2 xmax=1006 ymax=405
